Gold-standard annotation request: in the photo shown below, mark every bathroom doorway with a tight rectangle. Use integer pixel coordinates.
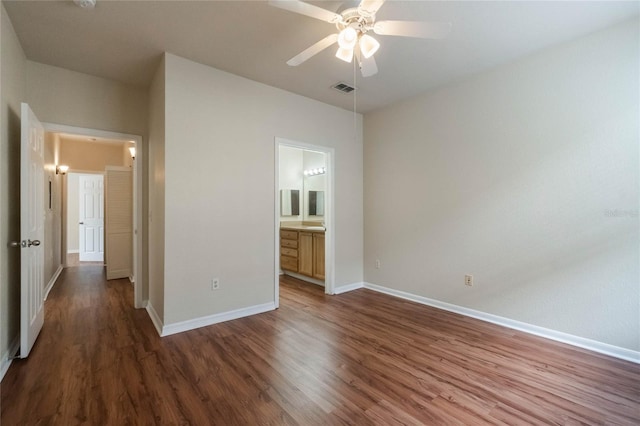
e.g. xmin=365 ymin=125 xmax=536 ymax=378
xmin=274 ymin=138 xmax=335 ymax=307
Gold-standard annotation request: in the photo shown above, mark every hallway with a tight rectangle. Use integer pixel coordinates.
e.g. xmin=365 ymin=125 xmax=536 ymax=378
xmin=2 ymin=267 xmax=639 ymax=424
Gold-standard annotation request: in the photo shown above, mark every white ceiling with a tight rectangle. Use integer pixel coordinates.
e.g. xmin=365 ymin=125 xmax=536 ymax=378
xmin=4 ymin=1 xmax=638 ymax=113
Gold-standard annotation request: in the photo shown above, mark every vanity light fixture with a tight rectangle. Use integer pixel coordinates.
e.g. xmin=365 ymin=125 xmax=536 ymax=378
xmin=56 ymin=165 xmax=69 ymax=175
xmin=303 ymin=167 xmax=326 ymax=176
xmin=128 ymin=147 xmax=136 ymax=159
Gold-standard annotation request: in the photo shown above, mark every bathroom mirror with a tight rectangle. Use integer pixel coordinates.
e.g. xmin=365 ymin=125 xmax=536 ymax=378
xmin=280 ymin=189 xmax=300 ymax=216
xmin=308 ymin=191 xmax=324 ymax=216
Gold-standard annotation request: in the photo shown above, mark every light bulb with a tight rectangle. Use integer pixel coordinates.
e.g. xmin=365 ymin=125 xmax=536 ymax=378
xmin=335 ymin=47 xmax=353 ymax=63
xmin=338 ymin=27 xmax=357 ymax=49
xmin=304 ymin=170 xmax=309 ymax=176
xmin=359 ymin=34 xmax=380 ymax=58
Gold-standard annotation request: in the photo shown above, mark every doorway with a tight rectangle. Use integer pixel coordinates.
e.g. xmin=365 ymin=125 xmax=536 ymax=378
xmin=43 ymin=123 xmax=143 ymax=308
xmin=274 ymin=138 xmax=335 ymax=307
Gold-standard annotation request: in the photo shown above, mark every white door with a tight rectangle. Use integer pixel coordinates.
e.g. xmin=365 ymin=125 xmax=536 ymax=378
xmin=20 ymin=103 xmax=45 ymax=358
xmin=105 ymin=167 xmax=132 ymax=280
xmin=78 ymin=174 xmax=104 ymax=262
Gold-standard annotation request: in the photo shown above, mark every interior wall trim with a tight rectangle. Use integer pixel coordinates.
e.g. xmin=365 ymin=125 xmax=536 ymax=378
xmin=145 ymin=302 xmax=164 ymax=337
xmin=160 ymin=302 xmax=276 ymax=337
xmin=44 ymin=265 xmax=64 ymax=300
xmin=0 ymin=336 xmax=20 ymax=383
xmin=333 ymin=282 xmax=364 ymax=294
xmin=363 ymin=282 xmax=639 ymax=364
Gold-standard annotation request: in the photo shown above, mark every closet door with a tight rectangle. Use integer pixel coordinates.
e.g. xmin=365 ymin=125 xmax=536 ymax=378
xmin=105 ymin=167 xmax=132 ymax=280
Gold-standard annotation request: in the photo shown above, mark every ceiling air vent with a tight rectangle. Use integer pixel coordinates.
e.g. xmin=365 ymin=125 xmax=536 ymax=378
xmin=331 ymin=82 xmax=356 ymax=94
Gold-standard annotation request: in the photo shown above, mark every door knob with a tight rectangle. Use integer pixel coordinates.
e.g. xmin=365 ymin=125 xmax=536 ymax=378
xmin=8 ymin=240 xmax=39 ymax=248
xmin=79 ymin=222 xmax=84 ymax=225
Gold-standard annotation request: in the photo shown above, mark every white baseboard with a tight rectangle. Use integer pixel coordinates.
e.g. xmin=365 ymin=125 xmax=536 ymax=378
xmin=67 ymin=249 xmax=79 ymax=254
xmin=283 ymin=271 xmax=325 ymax=287
xmin=106 ymin=269 xmax=131 ymax=280
xmin=363 ymin=282 xmax=640 ymax=364
xmin=0 ymin=335 xmax=20 ymax=383
xmin=145 ymin=302 xmax=164 ymax=337
xmin=44 ymin=265 xmax=64 ymax=300
xmin=161 ymin=302 xmax=276 ymax=337
xmin=333 ymin=282 xmax=364 ymax=294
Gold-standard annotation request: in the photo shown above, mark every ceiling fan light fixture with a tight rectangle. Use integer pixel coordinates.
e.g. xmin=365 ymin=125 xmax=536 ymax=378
xmin=359 ymin=34 xmax=380 ymax=58
xmin=337 ymin=27 xmax=358 ymax=49
xmin=73 ymin=0 xmax=96 ymax=9
xmin=335 ymin=47 xmax=354 ymax=63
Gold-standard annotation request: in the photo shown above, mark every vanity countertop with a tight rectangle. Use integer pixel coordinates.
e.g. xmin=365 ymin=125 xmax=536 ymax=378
xmin=280 ymin=223 xmax=325 ymax=232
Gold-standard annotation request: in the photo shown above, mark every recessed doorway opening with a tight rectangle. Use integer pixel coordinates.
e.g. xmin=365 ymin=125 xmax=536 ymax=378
xmin=43 ymin=123 xmax=143 ymax=308
xmin=274 ymin=138 xmax=335 ymax=308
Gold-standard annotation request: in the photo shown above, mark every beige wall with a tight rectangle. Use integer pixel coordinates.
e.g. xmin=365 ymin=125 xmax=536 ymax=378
xmin=147 ymin=56 xmax=165 ymax=320
xmin=157 ymin=53 xmax=363 ymax=325
xmin=0 ymin=3 xmax=26 ymax=372
xmin=43 ymin=133 xmax=63 ymax=285
xmin=66 ymin=173 xmax=80 ymax=253
xmin=26 ymin=61 xmax=148 ymax=137
xmin=59 ymin=137 xmax=127 ymax=172
xmin=364 ymin=20 xmax=639 ymax=351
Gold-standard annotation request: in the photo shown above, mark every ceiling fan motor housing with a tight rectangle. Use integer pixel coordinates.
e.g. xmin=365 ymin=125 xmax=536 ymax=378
xmin=336 ymin=8 xmax=375 ymax=35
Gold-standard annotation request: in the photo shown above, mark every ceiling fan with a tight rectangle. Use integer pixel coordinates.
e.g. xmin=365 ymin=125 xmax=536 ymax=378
xmin=269 ymin=0 xmax=452 ymax=77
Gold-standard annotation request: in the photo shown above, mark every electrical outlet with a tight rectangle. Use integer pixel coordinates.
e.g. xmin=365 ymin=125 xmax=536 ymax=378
xmin=211 ymin=278 xmax=220 ymax=290
xmin=375 ymin=259 xmax=381 ymax=269
xmin=465 ymin=275 xmax=473 ymax=287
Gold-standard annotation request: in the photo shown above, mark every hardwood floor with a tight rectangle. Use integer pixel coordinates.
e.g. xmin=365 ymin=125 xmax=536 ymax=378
xmin=2 ymin=267 xmax=639 ymax=425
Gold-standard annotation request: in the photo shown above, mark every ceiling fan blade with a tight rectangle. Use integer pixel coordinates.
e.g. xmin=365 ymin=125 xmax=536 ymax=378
xmin=286 ymin=33 xmax=339 ymax=66
xmin=373 ymin=20 xmax=452 ymax=39
xmin=358 ymin=0 xmax=385 ymax=15
xmin=355 ymin=48 xmax=378 ymax=77
xmin=269 ymin=1 xmax=342 ymax=23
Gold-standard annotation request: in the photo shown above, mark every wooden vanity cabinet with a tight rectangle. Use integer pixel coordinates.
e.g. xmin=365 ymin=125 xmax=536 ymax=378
xmin=280 ymin=228 xmax=325 ymax=281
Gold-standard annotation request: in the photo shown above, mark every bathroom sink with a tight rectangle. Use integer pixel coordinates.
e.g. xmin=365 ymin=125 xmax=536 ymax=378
xmin=305 ymin=226 xmax=325 ymax=231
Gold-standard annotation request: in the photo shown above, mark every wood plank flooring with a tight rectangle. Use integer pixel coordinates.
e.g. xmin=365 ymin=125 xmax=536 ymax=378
xmin=1 ymin=267 xmax=639 ymax=425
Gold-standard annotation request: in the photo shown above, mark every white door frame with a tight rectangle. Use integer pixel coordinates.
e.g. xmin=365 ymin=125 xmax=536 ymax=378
xmin=43 ymin=123 xmax=144 ymax=309
xmin=274 ymin=138 xmax=335 ymax=307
